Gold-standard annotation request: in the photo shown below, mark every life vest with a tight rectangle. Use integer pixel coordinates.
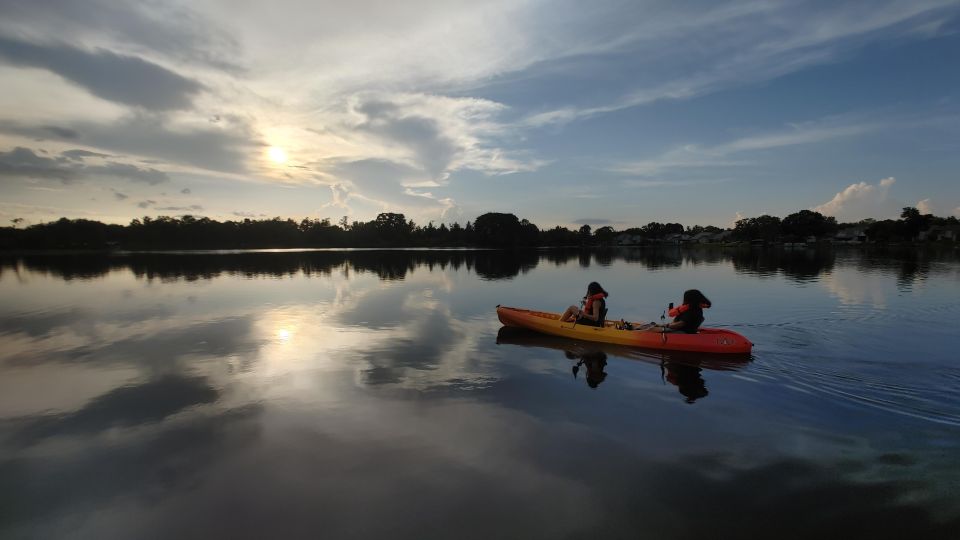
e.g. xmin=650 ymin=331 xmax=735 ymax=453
xmin=583 ymin=292 xmax=607 ymax=312
xmin=668 ymin=302 xmax=710 ymax=318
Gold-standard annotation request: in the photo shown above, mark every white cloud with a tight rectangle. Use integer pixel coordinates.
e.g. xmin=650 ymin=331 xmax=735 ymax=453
xmin=611 ymin=117 xmax=878 ymax=178
xmin=730 ymin=211 xmax=745 ymax=228
xmin=813 ymin=177 xmax=897 ymax=221
xmin=520 ymin=1 xmax=958 ymax=126
xmin=916 ymin=198 xmax=933 ymax=215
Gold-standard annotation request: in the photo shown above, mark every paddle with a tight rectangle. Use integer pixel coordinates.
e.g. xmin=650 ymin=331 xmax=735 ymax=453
xmin=567 ymin=298 xmax=586 ymax=330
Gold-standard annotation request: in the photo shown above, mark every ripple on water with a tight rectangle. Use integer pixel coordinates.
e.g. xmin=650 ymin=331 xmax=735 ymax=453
xmin=752 ymin=346 xmax=960 ymax=427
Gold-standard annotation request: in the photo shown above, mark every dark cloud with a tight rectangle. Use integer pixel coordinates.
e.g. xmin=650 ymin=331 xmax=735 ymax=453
xmin=0 ymin=35 xmax=205 ymax=111
xmin=112 ymin=189 xmax=129 ymax=200
xmin=40 ymin=125 xmax=78 ymax=139
xmin=0 ymin=120 xmax=78 ymax=141
xmin=180 ymin=188 xmax=191 ymax=194
xmin=155 ymin=205 xmax=204 ymax=212
xmin=95 ymin=162 xmax=167 ymax=184
xmin=0 ymin=146 xmax=169 ymax=184
xmin=0 ymin=0 xmax=243 ymax=72
xmin=0 ymin=116 xmax=257 ymax=173
xmin=354 ymin=98 xmax=459 ymax=180
xmin=0 ymin=146 xmax=73 ymax=181
xmin=62 ymin=149 xmax=110 ymax=160
xmin=75 ymin=115 xmax=256 ymax=173
xmin=137 ymin=200 xmax=156 ymax=209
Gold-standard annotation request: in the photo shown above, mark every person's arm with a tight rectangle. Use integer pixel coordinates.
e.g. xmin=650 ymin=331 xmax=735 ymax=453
xmin=660 ymin=320 xmax=685 ymax=330
xmin=582 ymin=302 xmax=601 ymax=321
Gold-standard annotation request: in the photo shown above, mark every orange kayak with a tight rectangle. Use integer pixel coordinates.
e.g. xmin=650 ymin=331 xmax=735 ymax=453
xmin=496 ymin=305 xmax=753 ymax=354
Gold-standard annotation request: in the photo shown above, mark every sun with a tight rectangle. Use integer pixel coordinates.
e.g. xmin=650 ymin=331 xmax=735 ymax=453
xmin=267 ymin=146 xmax=288 ymax=164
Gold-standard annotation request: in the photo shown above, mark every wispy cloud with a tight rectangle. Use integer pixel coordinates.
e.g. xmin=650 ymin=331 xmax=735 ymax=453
xmin=154 ymin=205 xmax=203 ymax=212
xmin=572 ymin=218 xmax=614 ymax=225
xmin=520 ymin=1 xmax=957 ymax=127
xmin=611 ymin=117 xmax=879 ymax=179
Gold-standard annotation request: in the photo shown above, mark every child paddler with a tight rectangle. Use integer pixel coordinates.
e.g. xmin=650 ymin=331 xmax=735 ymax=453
xmin=560 ymin=282 xmax=608 ymax=327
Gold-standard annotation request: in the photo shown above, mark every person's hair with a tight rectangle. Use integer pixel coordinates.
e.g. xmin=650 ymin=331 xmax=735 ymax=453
xmin=587 ymin=281 xmax=608 ymax=297
xmin=683 ymin=289 xmax=711 ymax=308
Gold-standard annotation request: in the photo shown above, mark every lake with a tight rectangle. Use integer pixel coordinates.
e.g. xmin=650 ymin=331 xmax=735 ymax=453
xmin=1 ymin=247 xmax=959 ymax=539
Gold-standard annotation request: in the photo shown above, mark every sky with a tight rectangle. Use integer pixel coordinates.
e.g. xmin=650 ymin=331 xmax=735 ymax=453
xmin=1 ymin=0 xmax=959 ymax=229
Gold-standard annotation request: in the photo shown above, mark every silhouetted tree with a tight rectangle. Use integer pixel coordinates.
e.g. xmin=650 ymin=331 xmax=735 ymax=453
xmin=781 ymin=210 xmax=837 ymax=240
xmin=594 ymin=226 xmax=616 ymax=245
xmin=474 ymin=212 xmax=523 ymax=246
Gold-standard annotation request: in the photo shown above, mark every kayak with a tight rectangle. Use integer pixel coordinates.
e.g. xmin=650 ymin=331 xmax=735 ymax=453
xmin=496 ymin=305 xmax=753 ymax=354
xmin=496 ymin=326 xmax=751 ymax=367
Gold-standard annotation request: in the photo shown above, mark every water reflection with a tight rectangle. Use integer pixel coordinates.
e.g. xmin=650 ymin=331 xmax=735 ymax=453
xmin=730 ymin=248 xmax=836 ymax=282
xmin=2 ymin=247 xmax=959 ymax=538
xmin=496 ymin=326 xmax=749 ymax=402
xmin=569 ymin=350 xmax=608 ymax=388
xmin=2 ymin=246 xmax=957 ymax=284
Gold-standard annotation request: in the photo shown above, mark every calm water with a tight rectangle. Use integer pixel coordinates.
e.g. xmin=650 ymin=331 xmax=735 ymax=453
xmin=1 ymin=247 xmax=959 ymax=539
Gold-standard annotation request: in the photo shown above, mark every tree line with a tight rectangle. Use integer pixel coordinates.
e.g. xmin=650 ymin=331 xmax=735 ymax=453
xmin=1 ymin=207 xmax=956 ymax=250
xmin=731 ymin=207 xmax=958 ymax=243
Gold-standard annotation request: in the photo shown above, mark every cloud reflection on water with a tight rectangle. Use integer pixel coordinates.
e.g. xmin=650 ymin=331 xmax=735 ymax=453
xmin=1 ymin=248 xmax=959 ymax=538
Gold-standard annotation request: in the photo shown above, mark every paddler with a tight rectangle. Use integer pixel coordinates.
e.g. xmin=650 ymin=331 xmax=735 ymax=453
xmin=647 ymin=289 xmax=711 ymax=333
xmin=560 ymin=281 xmax=608 ymax=327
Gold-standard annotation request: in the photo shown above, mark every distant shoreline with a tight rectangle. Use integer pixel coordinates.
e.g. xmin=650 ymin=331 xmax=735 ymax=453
xmin=2 ymin=242 xmax=955 ymax=256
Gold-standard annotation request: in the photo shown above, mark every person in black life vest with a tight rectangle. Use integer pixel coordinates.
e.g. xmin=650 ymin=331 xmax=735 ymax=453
xmin=560 ymin=282 xmax=608 ymax=327
xmin=650 ymin=289 xmax=711 ymax=333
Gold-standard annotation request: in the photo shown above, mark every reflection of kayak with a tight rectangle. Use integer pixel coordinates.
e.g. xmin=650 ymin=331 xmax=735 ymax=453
xmin=496 ymin=305 xmax=753 ymax=354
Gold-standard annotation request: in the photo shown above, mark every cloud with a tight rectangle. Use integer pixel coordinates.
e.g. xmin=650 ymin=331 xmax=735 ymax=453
xmin=231 ymin=211 xmax=268 ymax=218
xmin=303 ymin=92 xmax=544 ymax=221
xmin=0 ymin=146 xmax=169 ymax=185
xmin=137 ymin=200 xmax=156 ymax=209
xmin=611 ymin=118 xmax=879 ymax=179
xmin=572 ymin=218 xmax=614 ymax=225
xmin=61 ymin=149 xmax=110 ymax=160
xmin=0 ymin=115 xmax=260 ymax=174
xmin=519 ymin=1 xmax=957 ymax=126
xmin=0 ymin=35 xmax=205 ymax=111
xmin=41 ymin=125 xmax=78 ymax=139
xmin=337 ymin=92 xmax=544 ymax=180
xmin=0 ymin=146 xmax=74 ymax=181
xmin=730 ymin=211 xmax=746 ymax=228
xmin=916 ymin=198 xmax=933 ymax=215
xmin=813 ymin=177 xmax=897 ymax=221
xmin=0 ymin=0 xmax=242 ymax=71
xmin=0 ymin=121 xmax=80 ymax=141
xmin=111 ymin=188 xmax=128 ymax=201
xmin=154 ymin=205 xmax=204 ymax=212
xmin=180 ymin=188 xmax=191 ymax=194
